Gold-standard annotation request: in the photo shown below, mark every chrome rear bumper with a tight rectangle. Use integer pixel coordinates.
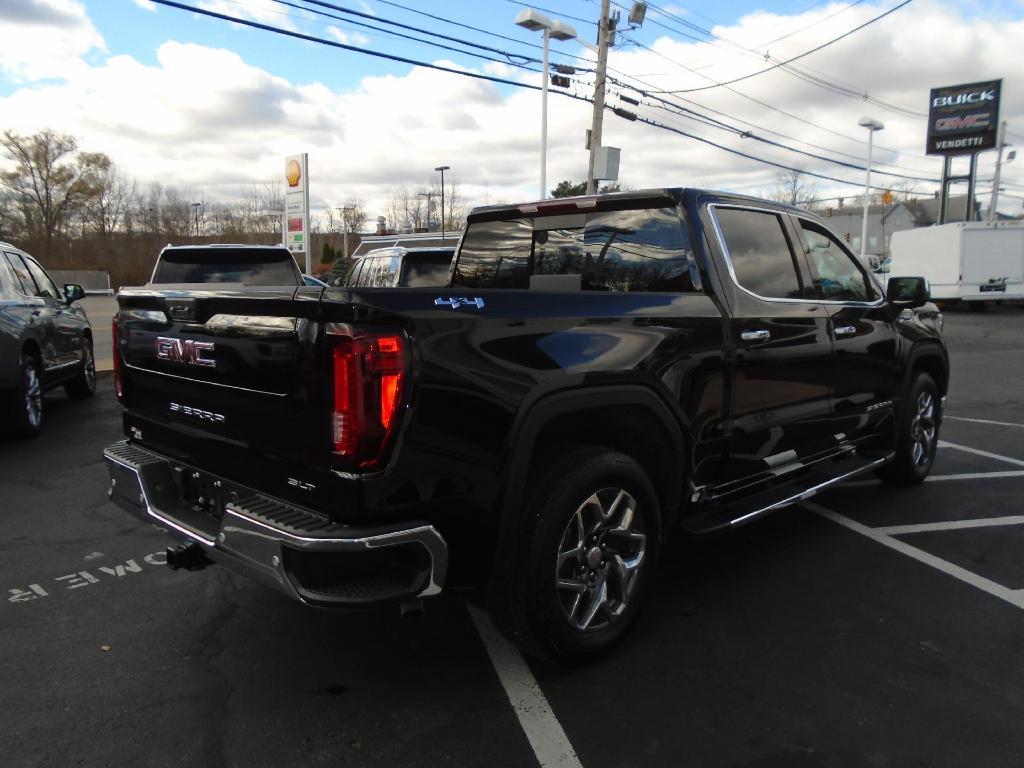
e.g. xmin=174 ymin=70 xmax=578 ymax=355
xmin=103 ymin=441 xmax=447 ymax=606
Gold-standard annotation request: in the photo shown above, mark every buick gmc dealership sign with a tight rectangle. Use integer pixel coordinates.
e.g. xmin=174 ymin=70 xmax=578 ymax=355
xmin=926 ymin=80 xmax=1001 ymax=155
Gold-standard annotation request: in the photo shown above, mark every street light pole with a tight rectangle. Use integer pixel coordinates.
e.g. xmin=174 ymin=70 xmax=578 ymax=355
xmin=418 ymin=191 xmax=434 ymax=231
xmin=191 ymin=202 xmax=202 ymax=239
xmin=541 ymin=27 xmax=549 ymax=200
xmin=515 ymin=10 xmax=577 ymax=199
xmin=857 ymin=116 xmax=884 ymax=260
xmin=989 ymin=121 xmax=1008 ymax=223
xmin=434 ymin=165 xmax=449 ymax=239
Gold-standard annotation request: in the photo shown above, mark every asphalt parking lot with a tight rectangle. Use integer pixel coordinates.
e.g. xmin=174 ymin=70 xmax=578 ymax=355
xmin=2 ymin=304 xmax=1023 ymax=768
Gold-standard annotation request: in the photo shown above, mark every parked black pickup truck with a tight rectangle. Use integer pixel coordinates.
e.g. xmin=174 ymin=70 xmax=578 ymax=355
xmin=104 ymin=189 xmax=947 ymax=663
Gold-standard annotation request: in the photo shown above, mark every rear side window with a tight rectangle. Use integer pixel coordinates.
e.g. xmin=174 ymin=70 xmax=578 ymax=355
xmin=714 ymin=207 xmax=803 ymax=300
xmin=400 ymin=252 xmax=453 ymax=287
xmin=151 ymin=248 xmax=301 ymax=285
xmin=453 ymin=207 xmax=701 ymax=292
xmin=4 ymin=252 xmax=37 ymax=296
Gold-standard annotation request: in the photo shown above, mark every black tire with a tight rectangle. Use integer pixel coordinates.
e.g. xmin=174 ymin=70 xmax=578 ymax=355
xmin=493 ymin=446 xmax=661 ymax=665
xmin=876 ymin=372 xmax=940 ymax=486
xmin=6 ymin=353 xmax=43 ymax=438
xmin=64 ymin=337 xmax=96 ymax=400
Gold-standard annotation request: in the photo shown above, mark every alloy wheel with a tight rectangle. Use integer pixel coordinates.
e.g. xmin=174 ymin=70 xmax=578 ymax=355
xmin=24 ymin=362 xmax=41 ymax=429
xmin=554 ymin=487 xmax=647 ymax=632
xmin=84 ymin=344 xmax=96 ymax=391
xmin=910 ymin=391 xmax=936 ymax=466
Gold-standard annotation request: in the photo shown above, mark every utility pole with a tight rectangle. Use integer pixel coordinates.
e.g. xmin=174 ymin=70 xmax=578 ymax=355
xmin=586 ymin=0 xmax=612 ymax=195
xmin=989 ymin=120 xmax=1007 ymax=223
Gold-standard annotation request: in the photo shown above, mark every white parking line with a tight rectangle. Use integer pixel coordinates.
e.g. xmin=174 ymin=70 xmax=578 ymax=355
xmin=876 ymin=515 xmax=1024 ymax=535
xmin=927 ymin=470 xmax=1024 ymax=482
xmin=938 ymin=440 xmax=1024 ymax=468
xmin=469 ymin=607 xmax=583 ymax=768
xmin=806 ymin=501 xmax=1024 ymax=611
xmin=946 ymin=416 xmax=1024 ymax=429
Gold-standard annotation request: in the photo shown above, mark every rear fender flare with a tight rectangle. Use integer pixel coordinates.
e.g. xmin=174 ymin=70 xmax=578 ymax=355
xmin=489 ymin=384 xmax=688 ymax=590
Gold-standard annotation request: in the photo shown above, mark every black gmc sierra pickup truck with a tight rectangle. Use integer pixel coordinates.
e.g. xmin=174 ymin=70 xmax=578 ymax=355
xmin=104 ymin=188 xmax=948 ymax=663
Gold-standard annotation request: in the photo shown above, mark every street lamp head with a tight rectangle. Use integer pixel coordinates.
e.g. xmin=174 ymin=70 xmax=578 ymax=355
xmin=548 ymin=20 xmax=577 ymax=41
xmin=434 ymin=165 xmax=450 ymax=172
xmin=514 ymin=8 xmax=553 ymax=31
xmin=858 ymin=116 xmax=885 ymax=131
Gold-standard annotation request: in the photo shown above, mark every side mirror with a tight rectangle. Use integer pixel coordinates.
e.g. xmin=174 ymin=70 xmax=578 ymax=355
xmin=886 ymin=276 xmax=929 ymax=308
xmin=64 ymin=284 xmax=85 ymax=304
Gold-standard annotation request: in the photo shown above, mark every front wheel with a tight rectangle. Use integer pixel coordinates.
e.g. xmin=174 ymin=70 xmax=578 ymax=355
xmin=877 ymin=372 xmax=940 ymax=485
xmin=64 ymin=337 xmax=96 ymax=400
xmin=495 ymin=447 xmax=661 ymax=664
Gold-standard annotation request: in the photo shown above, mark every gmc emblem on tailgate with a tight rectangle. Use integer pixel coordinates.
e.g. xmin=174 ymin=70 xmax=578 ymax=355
xmin=155 ymin=336 xmax=215 ymax=367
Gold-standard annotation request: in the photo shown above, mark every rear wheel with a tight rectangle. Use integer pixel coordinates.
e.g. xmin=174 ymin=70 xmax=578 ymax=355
xmin=64 ymin=337 xmax=96 ymax=400
xmin=877 ymin=372 xmax=940 ymax=485
xmin=494 ymin=446 xmax=661 ymax=664
xmin=6 ymin=354 xmax=43 ymax=438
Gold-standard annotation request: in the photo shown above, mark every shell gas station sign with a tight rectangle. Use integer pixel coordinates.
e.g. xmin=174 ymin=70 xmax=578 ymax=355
xmin=284 ymin=153 xmax=310 ymax=272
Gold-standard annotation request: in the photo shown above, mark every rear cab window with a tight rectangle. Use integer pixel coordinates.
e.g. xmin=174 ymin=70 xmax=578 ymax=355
xmin=712 ymin=206 xmax=806 ymax=300
xmin=452 ymin=206 xmax=701 ymax=293
xmin=151 ymin=247 xmax=302 ymax=285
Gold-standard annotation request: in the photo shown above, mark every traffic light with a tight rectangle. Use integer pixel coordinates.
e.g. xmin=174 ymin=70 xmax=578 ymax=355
xmin=825 ymin=207 xmax=833 ymax=217
xmin=882 ymin=191 xmax=894 ymax=205
xmin=843 ymin=232 xmax=851 ymax=243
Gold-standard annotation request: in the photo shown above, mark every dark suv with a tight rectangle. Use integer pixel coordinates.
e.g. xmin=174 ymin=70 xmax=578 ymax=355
xmin=1 ymin=243 xmax=94 ymax=437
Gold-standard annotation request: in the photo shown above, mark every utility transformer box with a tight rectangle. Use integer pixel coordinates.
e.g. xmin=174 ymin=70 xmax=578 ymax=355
xmin=889 ymin=220 xmax=1024 ymax=303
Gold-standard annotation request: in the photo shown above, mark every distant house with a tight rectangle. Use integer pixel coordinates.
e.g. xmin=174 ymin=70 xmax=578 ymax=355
xmin=817 ymin=195 xmax=981 ymax=257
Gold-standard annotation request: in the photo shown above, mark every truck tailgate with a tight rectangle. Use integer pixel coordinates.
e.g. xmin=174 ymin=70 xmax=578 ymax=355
xmin=116 ymin=286 xmax=328 ymax=472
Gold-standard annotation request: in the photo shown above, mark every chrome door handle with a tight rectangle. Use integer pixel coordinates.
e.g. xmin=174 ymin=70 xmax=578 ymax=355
xmin=740 ymin=329 xmax=771 ymax=342
xmin=834 ymin=325 xmax=857 ymax=338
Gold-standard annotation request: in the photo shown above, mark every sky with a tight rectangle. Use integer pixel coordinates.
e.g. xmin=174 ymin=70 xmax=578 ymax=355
xmin=1 ymin=0 xmax=1023 ymax=223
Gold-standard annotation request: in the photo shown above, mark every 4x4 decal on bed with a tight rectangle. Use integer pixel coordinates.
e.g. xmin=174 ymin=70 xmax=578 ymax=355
xmin=434 ymin=297 xmax=485 ymax=310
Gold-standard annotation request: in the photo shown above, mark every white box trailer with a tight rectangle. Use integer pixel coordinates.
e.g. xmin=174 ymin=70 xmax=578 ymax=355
xmin=889 ymin=221 xmax=1024 ymax=302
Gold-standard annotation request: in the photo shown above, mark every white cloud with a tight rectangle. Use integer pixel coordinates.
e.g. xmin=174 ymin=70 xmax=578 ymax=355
xmin=326 ymin=25 xmax=371 ymax=48
xmin=0 ymin=0 xmax=105 ymax=81
xmin=0 ymin=0 xmax=1021 ymax=220
xmin=132 ymin=0 xmax=156 ymax=12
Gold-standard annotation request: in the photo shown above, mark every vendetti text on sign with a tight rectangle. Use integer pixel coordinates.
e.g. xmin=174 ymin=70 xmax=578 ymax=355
xmin=926 ymin=79 xmax=1001 ymax=155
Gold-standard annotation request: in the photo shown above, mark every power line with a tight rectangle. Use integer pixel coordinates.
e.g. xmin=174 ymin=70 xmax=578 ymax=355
xmin=149 ymin=0 xmax=583 ymax=94
xmin=293 ymin=0 xmax=538 ymax=63
xmin=606 ymin=35 xmax=936 ymax=167
xmin=618 ymin=0 xmax=925 ymax=119
xmin=371 ymin=0 xmax=589 ymax=66
xmin=150 ymin=0 xmax=936 ymax=196
xmin=273 ymin=0 xmax=543 ymax=69
xmin=617 ymin=106 xmax=933 ymax=193
xmin=652 ymin=0 xmax=917 ymax=96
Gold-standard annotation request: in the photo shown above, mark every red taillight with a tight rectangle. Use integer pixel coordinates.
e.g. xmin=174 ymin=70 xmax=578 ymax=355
xmin=111 ymin=314 xmax=123 ymax=401
xmin=330 ymin=327 xmax=407 ymax=467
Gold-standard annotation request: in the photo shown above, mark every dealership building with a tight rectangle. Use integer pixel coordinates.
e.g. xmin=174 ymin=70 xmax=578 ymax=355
xmin=817 ymin=194 xmax=981 ymax=257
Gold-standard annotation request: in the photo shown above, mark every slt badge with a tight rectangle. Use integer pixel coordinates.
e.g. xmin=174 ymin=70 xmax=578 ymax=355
xmin=435 ymin=297 xmax=485 ymax=310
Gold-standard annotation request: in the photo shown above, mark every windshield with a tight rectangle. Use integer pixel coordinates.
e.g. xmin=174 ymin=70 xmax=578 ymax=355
xmin=399 ymin=252 xmax=453 ymax=287
xmin=151 ymin=247 xmax=302 ymax=285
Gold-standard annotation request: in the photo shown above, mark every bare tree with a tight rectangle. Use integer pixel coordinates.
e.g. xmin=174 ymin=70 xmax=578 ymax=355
xmin=768 ymin=168 xmax=816 ymax=208
xmin=430 ymin=181 xmax=470 ymax=231
xmin=340 ymin=197 xmax=367 ymax=234
xmin=84 ymin=163 xmax=137 ymax=241
xmin=0 ymin=129 xmax=111 ymax=259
